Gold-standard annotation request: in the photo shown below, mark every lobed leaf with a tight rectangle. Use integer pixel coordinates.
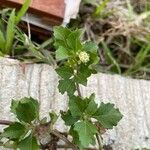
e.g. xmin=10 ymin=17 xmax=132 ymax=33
xmin=69 ymin=126 xmax=81 ymax=147
xmin=54 ymin=26 xmax=71 ymax=49
xmin=74 ymin=64 xmax=96 ymax=86
xmin=74 ymin=121 xmax=98 ymax=147
xmin=61 ymin=110 xmax=79 ymax=126
xmin=69 ymin=96 xmax=86 ymax=117
xmin=66 ymin=30 xmax=82 ymax=53
xmin=69 ymin=94 xmax=98 ymax=118
xmin=11 ymin=97 xmax=39 ymax=123
xmin=56 ymin=66 xmax=73 ymax=79
xmin=83 ymin=41 xmax=98 ymax=53
xmin=84 ymin=94 xmax=98 ymax=116
xmin=10 ymin=100 xmax=19 ymax=115
xmin=56 ymin=46 xmax=69 ymax=60
xmin=93 ymin=102 xmax=123 ymax=129
xmin=1 ymin=122 xmax=27 ymax=140
xmin=18 ymin=134 xmax=39 ymax=150
xmin=58 ymin=79 xmax=76 ymax=95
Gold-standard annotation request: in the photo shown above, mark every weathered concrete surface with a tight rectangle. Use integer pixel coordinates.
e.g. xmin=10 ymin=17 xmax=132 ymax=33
xmin=0 ymin=58 xmax=150 ymax=150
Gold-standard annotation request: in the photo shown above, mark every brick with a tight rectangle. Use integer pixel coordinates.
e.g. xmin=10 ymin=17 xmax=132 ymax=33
xmin=0 ymin=0 xmax=65 ymax=24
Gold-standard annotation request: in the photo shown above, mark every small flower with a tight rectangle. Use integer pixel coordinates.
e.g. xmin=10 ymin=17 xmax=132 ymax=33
xmin=78 ymin=51 xmax=90 ymax=63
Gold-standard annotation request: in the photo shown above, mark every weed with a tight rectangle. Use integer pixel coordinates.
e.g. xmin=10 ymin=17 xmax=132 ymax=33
xmin=0 ymin=26 xmax=123 ymax=150
xmin=0 ymin=0 xmax=31 ymax=55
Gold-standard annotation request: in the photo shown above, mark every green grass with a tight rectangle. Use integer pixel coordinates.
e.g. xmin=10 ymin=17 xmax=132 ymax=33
xmin=0 ymin=0 xmax=31 ymax=55
xmin=69 ymin=0 xmax=150 ymax=80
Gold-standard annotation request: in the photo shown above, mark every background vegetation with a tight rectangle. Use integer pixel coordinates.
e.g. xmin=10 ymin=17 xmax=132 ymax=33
xmin=69 ymin=0 xmax=150 ymax=80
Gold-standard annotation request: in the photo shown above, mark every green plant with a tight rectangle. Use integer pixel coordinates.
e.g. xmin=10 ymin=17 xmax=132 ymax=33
xmin=125 ymin=42 xmax=150 ymax=76
xmin=0 ymin=0 xmax=31 ymax=55
xmin=0 ymin=26 xmax=123 ymax=150
xmin=72 ymin=0 xmax=150 ymax=80
xmin=16 ymin=32 xmax=56 ymax=65
xmin=93 ymin=0 xmax=110 ymax=17
xmin=82 ymin=0 xmax=111 ymax=18
xmin=101 ymin=41 xmax=121 ymax=74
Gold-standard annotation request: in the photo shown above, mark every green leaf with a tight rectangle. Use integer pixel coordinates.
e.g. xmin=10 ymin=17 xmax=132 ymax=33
xmin=74 ymin=64 xmax=95 ymax=86
xmin=61 ymin=110 xmax=79 ymax=126
xmin=0 ymin=29 xmax=6 ymax=51
xmin=94 ymin=0 xmax=110 ymax=16
xmin=83 ymin=41 xmax=99 ymax=65
xmin=83 ymin=41 xmax=98 ymax=53
xmin=56 ymin=66 xmax=73 ymax=79
xmin=93 ymin=102 xmax=123 ymax=129
xmin=14 ymin=97 xmax=39 ymax=123
xmin=66 ymin=30 xmax=82 ymax=53
xmin=85 ymin=94 xmax=98 ymax=116
xmin=56 ymin=46 xmax=69 ymax=60
xmin=54 ymin=26 xmax=71 ymax=48
xmin=3 ymin=140 xmax=17 ymax=149
xmin=49 ymin=111 xmax=58 ymax=125
xmin=74 ymin=121 xmax=98 ymax=147
xmin=101 ymin=41 xmax=121 ymax=74
xmin=1 ymin=122 xmax=27 ymax=140
xmin=89 ymin=52 xmax=100 ymax=66
xmin=10 ymin=100 xmax=19 ymax=115
xmin=15 ymin=0 xmax=31 ymax=25
xmin=28 ymin=44 xmax=46 ymax=60
xmin=5 ymin=9 xmax=15 ymax=54
xmin=69 ymin=94 xmax=98 ymax=118
xmin=69 ymin=95 xmax=86 ymax=117
xmin=54 ymin=26 xmax=71 ymax=41
xmin=19 ymin=134 xmax=39 ymax=150
xmin=69 ymin=126 xmax=81 ymax=147
xmin=58 ymin=79 xmax=76 ymax=95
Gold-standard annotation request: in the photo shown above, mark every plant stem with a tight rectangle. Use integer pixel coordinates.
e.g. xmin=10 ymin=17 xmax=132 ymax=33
xmin=96 ymin=134 xmax=103 ymax=150
xmin=0 ymin=120 xmax=13 ymax=125
xmin=57 ymin=145 xmax=97 ymax=150
xmin=51 ymin=129 xmax=78 ymax=150
xmin=76 ymin=83 xmax=82 ymax=97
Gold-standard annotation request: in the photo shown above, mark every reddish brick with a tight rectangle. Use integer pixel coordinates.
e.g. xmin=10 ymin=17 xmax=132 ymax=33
xmin=0 ymin=0 xmax=65 ymax=24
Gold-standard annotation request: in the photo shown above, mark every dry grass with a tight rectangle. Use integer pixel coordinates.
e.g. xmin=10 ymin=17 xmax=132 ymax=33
xmin=70 ymin=0 xmax=150 ymax=79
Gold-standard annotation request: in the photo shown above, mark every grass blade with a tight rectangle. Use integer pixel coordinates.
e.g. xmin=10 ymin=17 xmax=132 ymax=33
xmin=102 ymin=41 xmax=121 ymax=74
xmin=126 ymin=0 xmax=134 ymax=20
xmin=15 ymin=0 xmax=31 ymax=25
xmin=0 ymin=29 xmax=6 ymax=52
xmin=93 ymin=0 xmax=110 ymax=16
xmin=40 ymin=38 xmax=53 ymax=49
xmin=125 ymin=44 xmax=150 ymax=75
xmin=5 ymin=9 xmax=15 ymax=54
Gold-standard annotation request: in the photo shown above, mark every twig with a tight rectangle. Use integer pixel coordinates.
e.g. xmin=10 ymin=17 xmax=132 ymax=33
xmin=51 ymin=129 xmax=78 ymax=150
xmin=76 ymin=83 xmax=82 ymax=97
xmin=96 ymin=134 xmax=103 ymax=150
xmin=0 ymin=120 xmax=13 ymax=125
xmin=57 ymin=145 xmax=98 ymax=150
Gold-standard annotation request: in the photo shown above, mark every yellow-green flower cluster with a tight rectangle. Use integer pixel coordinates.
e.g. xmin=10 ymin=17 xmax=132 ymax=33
xmin=78 ymin=51 xmax=90 ymax=63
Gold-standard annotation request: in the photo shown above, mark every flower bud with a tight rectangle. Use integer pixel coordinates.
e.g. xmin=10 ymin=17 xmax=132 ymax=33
xmin=78 ymin=51 xmax=90 ymax=63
